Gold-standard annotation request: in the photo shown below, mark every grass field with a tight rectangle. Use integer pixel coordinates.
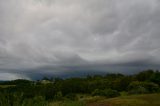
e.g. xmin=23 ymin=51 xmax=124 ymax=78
xmin=49 ymin=93 xmax=160 ymax=106
xmin=87 ymin=93 xmax=160 ymax=106
xmin=49 ymin=101 xmax=85 ymax=106
xmin=0 ymin=85 xmax=16 ymax=88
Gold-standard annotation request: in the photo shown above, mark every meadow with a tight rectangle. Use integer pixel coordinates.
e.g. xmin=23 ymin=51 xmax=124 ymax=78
xmin=48 ymin=93 xmax=160 ymax=106
xmin=86 ymin=93 xmax=160 ymax=106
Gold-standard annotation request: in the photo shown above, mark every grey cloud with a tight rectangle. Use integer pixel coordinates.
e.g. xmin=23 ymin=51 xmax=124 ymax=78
xmin=0 ymin=0 xmax=160 ymax=80
xmin=0 ymin=72 xmax=30 ymax=81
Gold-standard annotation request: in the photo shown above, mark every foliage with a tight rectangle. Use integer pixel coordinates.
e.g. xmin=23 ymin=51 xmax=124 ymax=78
xmin=150 ymin=71 xmax=160 ymax=85
xmin=49 ymin=100 xmax=85 ymax=106
xmin=0 ymin=69 xmax=160 ymax=105
xmin=92 ymin=89 xmax=104 ymax=96
xmin=103 ymin=89 xmax=120 ymax=98
xmin=92 ymin=89 xmax=120 ymax=98
xmin=54 ymin=91 xmax=63 ymax=100
xmin=65 ymin=93 xmax=78 ymax=100
xmin=128 ymin=81 xmax=160 ymax=94
xmin=87 ymin=93 xmax=160 ymax=106
xmin=22 ymin=96 xmax=48 ymax=106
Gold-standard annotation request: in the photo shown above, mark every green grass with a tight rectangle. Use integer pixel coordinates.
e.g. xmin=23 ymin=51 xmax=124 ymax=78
xmin=49 ymin=101 xmax=85 ymax=106
xmin=49 ymin=93 xmax=160 ymax=106
xmin=87 ymin=93 xmax=160 ymax=106
xmin=0 ymin=85 xmax=16 ymax=88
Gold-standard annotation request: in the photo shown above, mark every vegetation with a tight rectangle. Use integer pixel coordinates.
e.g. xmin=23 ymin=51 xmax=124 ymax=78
xmin=92 ymin=89 xmax=120 ymax=98
xmin=87 ymin=93 xmax=160 ymax=106
xmin=0 ymin=69 xmax=160 ymax=106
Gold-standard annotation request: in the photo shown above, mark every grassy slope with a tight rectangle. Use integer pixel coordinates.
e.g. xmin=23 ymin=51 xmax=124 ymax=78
xmin=49 ymin=93 xmax=160 ymax=106
xmin=49 ymin=101 xmax=85 ymax=106
xmin=0 ymin=85 xmax=16 ymax=88
xmin=87 ymin=93 xmax=160 ymax=106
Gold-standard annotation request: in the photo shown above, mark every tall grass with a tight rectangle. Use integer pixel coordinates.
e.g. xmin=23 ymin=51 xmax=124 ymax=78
xmin=87 ymin=93 xmax=160 ymax=106
xmin=49 ymin=101 xmax=85 ymax=106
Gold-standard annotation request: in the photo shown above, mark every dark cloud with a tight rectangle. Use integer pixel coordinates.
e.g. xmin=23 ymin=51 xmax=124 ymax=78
xmin=0 ymin=0 xmax=160 ymax=80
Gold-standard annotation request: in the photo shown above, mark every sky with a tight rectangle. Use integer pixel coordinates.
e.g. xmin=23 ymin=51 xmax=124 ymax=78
xmin=0 ymin=0 xmax=160 ymax=80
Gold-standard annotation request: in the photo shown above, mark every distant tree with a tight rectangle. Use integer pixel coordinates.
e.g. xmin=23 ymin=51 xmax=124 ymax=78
xmin=135 ymin=70 xmax=154 ymax=81
xmin=92 ymin=89 xmax=120 ymax=98
xmin=42 ymin=77 xmax=50 ymax=81
xmin=150 ymin=71 xmax=160 ymax=85
xmin=128 ymin=81 xmax=160 ymax=94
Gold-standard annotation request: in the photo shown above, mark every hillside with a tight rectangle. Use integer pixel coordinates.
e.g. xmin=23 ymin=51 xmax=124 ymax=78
xmin=87 ymin=93 xmax=160 ymax=106
xmin=0 ymin=70 xmax=160 ymax=106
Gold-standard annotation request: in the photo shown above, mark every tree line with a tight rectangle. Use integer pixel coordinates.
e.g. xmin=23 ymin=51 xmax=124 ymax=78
xmin=0 ymin=69 xmax=160 ymax=106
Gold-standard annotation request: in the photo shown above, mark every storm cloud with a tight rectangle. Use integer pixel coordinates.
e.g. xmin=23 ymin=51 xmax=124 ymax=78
xmin=0 ymin=0 xmax=160 ymax=80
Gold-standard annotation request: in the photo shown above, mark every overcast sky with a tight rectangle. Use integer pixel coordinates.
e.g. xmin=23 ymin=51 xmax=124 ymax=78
xmin=0 ymin=0 xmax=160 ymax=80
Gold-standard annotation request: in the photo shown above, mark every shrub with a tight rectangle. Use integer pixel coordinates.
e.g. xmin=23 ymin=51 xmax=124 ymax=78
xmin=65 ymin=93 xmax=78 ymax=100
xmin=54 ymin=91 xmax=63 ymax=100
xmin=143 ymin=82 xmax=160 ymax=93
xmin=128 ymin=86 xmax=149 ymax=94
xmin=128 ymin=81 xmax=160 ymax=94
xmin=91 ymin=89 xmax=103 ymax=96
xmin=22 ymin=96 xmax=48 ymax=106
xmin=103 ymin=89 xmax=120 ymax=98
xmin=92 ymin=89 xmax=120 ymax=98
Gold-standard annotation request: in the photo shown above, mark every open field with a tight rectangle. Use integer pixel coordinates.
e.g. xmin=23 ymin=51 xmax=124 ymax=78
xmin=49 ymin=101 xmax=85 ymax=106
xmin=0 ymin=85 xmax=16 ymax=88
xmin=87 ymin=93 xmax=160 ymax=106
xmin=49 ymin=93 xmax=160 ymax=106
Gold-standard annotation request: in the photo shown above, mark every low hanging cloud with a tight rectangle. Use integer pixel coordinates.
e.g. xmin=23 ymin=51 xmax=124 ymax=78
xmin=0 ymin=72 xmax=30 ymax=81
xmin=0 ymin=0 xmax=160 ymax=80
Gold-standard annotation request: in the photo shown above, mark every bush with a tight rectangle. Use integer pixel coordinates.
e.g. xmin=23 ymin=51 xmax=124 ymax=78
xmin=103 ymin=89 xmax=120 ymax=98
xmin=128 ymin=81 xmax=160 ymax=94
xmin=22 ymin=96 xmax=48 ymax=106
xmin=0 ymin=92 xmax=24 ymax=106
xmin=128 ymin=86 xmax=149 ymax=94
xmin=65 ymin=93 xmax=78 ymax=100
xmin=92 ymin=89 xmax=103 ymax=96
xmin=92 ymin=89 xmax=120 ymax=98
xmin=143 ymin=82 xmax=160 ymax=93
xmin=54 ymin=91 xmax=63 ymax=100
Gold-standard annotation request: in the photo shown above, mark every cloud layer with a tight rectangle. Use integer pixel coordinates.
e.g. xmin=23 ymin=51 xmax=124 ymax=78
xmin=0 ymin=0 xmax=160 ymax=80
